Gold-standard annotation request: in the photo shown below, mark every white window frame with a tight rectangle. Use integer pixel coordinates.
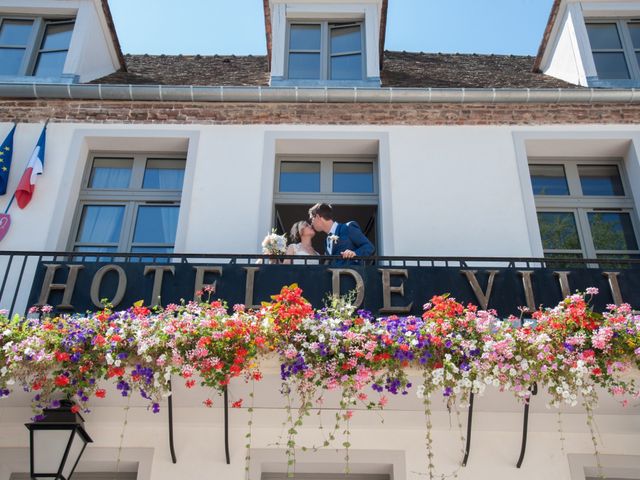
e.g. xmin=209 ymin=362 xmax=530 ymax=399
xmin=586 ymin=19 xmax=640 ymax=81
xmin=284 ymin=20 xmax=366 ymax=81
xmin=274 ymin=155 xmax=378 ymax=205
xmin=0 ymin=15 xmax=75 ymax=78
xmin=68 ymin=152 xmax=186 ymax=254
xmin=530 ymin=157 xmax=640 ymax=259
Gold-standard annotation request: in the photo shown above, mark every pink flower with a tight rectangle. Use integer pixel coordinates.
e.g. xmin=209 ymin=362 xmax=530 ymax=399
xmin=232 ymin=304 xmax=245 ymax=312
xmin=592 ymin=326 xmax=614 ymax=350
xmin=379 ymin=396 xmax=388 ymax=407
xmin=203 ymin=398 xmax=213 ymax=408
xmin=611 ymin=386 xmax=624 ymax=396
xmin=586 ymin=287 xmax=599 ymax=295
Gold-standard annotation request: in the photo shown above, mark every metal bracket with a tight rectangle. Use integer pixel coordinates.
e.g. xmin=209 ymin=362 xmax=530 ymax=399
xmin=224 ymin=387 xmax=230 ymax=464
xmin=168 ymin=380 xmax=177 ymax=464
xmin=516 ymin=383 xmax=538 ymax=468
xmin=461 ymin=392 xmax=474 ymax=467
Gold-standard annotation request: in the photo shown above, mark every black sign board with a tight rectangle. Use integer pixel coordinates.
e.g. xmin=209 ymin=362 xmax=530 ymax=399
xmin=27 ymin=260 xmax=640 ymax=315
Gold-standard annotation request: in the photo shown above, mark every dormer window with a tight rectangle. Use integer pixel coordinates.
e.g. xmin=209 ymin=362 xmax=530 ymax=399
xmin=0 ymin=16 xmax=74 ymax=79
xmin=586 ymin=21 xmax=640 ymax=81
xmin=287 ymin=22 xmax=364 ymax=81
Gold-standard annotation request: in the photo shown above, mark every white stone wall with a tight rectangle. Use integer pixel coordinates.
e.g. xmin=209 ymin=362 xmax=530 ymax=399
xmin=2 ymin=123 xmax=640 ymax=257
xmin=0 ymin=376 xmax=639 ymax=480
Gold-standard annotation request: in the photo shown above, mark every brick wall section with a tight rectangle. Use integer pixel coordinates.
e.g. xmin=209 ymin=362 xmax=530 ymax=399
xmin=2 ymin=100 xmax=640 ymax=125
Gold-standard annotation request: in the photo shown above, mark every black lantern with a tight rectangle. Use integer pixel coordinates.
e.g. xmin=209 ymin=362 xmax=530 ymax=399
xmin=25 ymin=400 xmax=93 ymax=480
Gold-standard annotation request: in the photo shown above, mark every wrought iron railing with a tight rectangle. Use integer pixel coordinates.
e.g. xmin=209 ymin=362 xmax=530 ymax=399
xmin=0 ymin=251 xmax=639 ymax=316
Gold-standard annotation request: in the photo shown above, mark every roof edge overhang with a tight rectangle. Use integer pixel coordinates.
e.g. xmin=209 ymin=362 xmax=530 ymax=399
xmin=533 ymin=0 xmax=563 ymax=73
xmin=100 ymin=0 xmax=127 ymax=72
xmin=0 ymin=83 xmax=636 ymax=104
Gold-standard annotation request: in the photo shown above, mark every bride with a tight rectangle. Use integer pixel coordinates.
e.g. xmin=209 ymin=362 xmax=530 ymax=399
xmin=283 ymin=220 xmax=319 ymax=264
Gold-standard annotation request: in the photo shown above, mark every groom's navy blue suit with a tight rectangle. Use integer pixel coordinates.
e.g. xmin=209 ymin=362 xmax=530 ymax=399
xmin=326 ymin=221 xmax=375 ymax=266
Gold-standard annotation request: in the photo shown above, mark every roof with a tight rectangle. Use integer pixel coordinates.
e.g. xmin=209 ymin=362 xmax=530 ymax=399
xmin=100 ymin=0 xmax=127 ymax=72
xmin=92 ymin=51 xmax=575 ymax=89
xmin=533 ymin=0 xmax=562 ymax=72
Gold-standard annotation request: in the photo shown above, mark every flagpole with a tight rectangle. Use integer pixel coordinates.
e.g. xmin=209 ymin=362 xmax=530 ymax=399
xmin=3 ymin=120 xmax=49 ymax=215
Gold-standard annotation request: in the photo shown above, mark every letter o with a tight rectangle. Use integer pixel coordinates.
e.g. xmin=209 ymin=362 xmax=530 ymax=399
xmin=90 ymin=265 xmax=127 ymax=308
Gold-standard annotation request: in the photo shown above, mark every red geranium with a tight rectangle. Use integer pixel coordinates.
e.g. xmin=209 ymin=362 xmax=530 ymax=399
xmin=54 ymin=375 xmax=70 ymax=387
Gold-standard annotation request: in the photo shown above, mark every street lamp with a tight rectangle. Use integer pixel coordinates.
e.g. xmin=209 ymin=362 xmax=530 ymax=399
xmin=25 ymin=400 xmax=93 ymax=480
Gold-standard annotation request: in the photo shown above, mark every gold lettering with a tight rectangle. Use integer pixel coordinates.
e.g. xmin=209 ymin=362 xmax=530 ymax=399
xmin=602 ymin=272 xmax=624 ymax=305
xmin=553 ymin=271 xmax=571 ymax=298
xmin=517 ymin=270 xmax=537 ymax=311
xmin=243 ymin=267 xmax=260 ymax=308
xmin=378 ymin=269 xmax=412 ymax=314
xmin=328 ymin=268 xmax=364 ymax=307
xmin=90 ymin=265 xmax=127 ymax=308
xmin=193 ymin=266 xmax=223 ymax=301
xmin=38 ymin=264 xmax=84 ymax=309
xmin=144 ymin=266 xmax=175 ymax=307
xmin=460 ymin=270 xmax=499 ymax=310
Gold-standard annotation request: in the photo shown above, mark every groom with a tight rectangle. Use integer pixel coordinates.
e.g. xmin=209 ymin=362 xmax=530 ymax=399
xmin=308 ymin=203 xmax=375 ymax=265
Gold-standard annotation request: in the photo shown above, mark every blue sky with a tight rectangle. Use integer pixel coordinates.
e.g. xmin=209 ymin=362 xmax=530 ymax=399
xmin=107 ymin=0 xmax=555 ymax=56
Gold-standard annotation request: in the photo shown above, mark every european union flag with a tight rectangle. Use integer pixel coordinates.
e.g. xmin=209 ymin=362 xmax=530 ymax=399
xmin=0 ymin=125 xmax=15 ymax=195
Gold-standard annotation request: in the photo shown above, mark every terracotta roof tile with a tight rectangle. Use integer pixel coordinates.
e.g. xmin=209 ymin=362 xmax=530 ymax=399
xmin=381 ymin=51 xmax=576 ymax=88
xmin=92 ymin=51 xmax=576 ymax=89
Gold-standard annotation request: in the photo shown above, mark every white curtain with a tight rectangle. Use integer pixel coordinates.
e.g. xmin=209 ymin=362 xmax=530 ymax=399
xmin=80 ymin=206 xmax=124 ymax=243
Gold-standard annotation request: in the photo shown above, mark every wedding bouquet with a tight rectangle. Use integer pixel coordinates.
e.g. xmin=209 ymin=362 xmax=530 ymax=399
xmin=261 ymin=229 xmax=287 ymax=255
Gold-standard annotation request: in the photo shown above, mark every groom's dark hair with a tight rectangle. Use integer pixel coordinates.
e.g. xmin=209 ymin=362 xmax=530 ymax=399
xmin=309 ymin=203 xmax=333 ymax=221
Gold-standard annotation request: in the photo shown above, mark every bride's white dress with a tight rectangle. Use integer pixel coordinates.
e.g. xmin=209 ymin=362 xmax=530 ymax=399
xmin=291 ymin=243 xmax=319 ymax=264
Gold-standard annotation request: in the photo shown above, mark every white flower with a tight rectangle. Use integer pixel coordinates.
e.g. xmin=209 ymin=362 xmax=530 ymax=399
xmin=328 ymin=234 xmax=339 ymax=245
xmin=261 ymin=230 xmax=288 ymax=255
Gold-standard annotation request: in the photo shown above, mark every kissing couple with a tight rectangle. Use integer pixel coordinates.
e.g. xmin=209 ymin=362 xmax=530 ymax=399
xmin=284 ymin=203 xmax=375 ymax=265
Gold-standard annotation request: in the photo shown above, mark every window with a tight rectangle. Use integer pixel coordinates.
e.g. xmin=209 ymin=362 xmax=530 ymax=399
xmin=276 ymin=157 xmax=376 ymax=196
xmin=287 ymin=21 xmax=364 ymax=81
xmin=274 ymin=156 xmax=378 ymax=253
xmin=586 ymin=20 xmax=640 ymax=80
xmin=0 ymin=16 xmax=74 ymax=78
xmin=71 ymin=154 xmax=185 ymax=255
xmin=529 ymin=159 xmax=640 ymax=261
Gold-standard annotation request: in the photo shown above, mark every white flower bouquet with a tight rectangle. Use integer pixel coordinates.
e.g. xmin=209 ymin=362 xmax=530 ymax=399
xmin=261 ymin=229 xmax=287 ymax=255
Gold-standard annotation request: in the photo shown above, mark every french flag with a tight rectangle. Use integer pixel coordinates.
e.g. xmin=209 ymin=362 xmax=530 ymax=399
xmin=15 ymin=126 xmax=46 ymax=209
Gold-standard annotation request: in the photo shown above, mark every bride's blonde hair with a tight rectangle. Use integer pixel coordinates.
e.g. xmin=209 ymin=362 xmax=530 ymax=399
xmin=290 ymin=220 xmax=308 ymax=243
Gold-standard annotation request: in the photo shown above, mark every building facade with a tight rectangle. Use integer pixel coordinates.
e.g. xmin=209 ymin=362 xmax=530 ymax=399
xmin=0 ymin=1 xmax=639 ymax=479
